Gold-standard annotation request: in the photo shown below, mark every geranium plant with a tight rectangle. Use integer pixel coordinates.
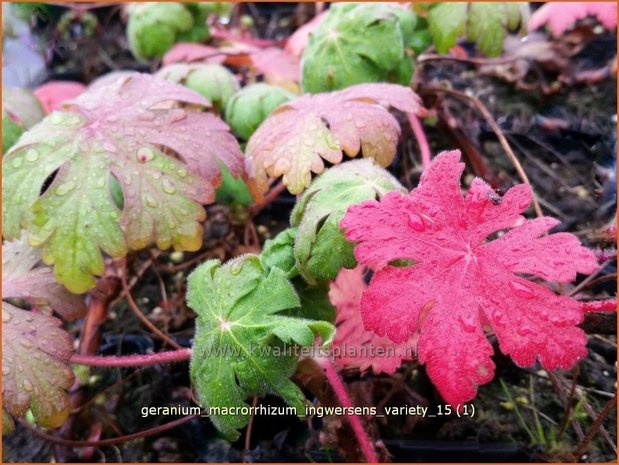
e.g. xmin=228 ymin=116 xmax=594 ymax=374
xmin=2 ymin=2 xmax=616 ymax=464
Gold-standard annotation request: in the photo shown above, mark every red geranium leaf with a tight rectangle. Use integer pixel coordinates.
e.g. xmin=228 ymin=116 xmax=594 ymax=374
xmin=245 ymin=83 xmax=426 ymax=199
xmin=529 ymin=2 xmax=617 ymax=36
xmin=34 ymin=81 xmax=86 ymax=113
xmin=340 ymin=150 xmax=599 ymax=406
xmin=2 ymin=236 xmax=85 ymax=321
xmin=329 ymin=266 xmax=416 ymax=375
xmin=2 ymin=238 xmax=79 ymax=430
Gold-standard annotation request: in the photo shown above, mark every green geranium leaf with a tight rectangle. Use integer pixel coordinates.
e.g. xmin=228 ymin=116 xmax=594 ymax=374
xmin=427 ymin=2 xmax=529 ymax=57
xmin=188 ymin=255 xmax=334 ymax=440
xmin=225 ymin=83 xmax=295 ymax=141
xmin=2 ymin=74 xmax=244 ymax=293
xmin=261 ymin=228 xmax=298 ymax=278
xmin=301 ymin=3 xmax=418 ymax=92
xmin=291 ymin=159 xmax=405 ymax=282
xmin=127 ymin=2 xmax=213 ymax=61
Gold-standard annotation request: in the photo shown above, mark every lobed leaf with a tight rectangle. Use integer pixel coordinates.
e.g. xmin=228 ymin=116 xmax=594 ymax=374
xmin=301 ymin=3 xmax=417 ymax=92
xmin=245 ymin=83 xmax=425 ymax=200
xmin=2 ymin=236 xmax=85 ymax=321
xmin=340 ymin=150 xmax=599 ymax=407
xmin=188 ymin=255 xmax=334 ymax=440
xmin=2 ymin=238 xmax=81 ymax=431
xmin=291 ymin=159 xmax=406 ymax=282
xmin=3 ymin=74 xmax=244 ymax=293
xmin=427 ymin=2 xmax=529 ymax=57
xmin=528 ymin=2 xmax=617 ymax=37
xmin=329 ymin=266 xmax=416 ymax=375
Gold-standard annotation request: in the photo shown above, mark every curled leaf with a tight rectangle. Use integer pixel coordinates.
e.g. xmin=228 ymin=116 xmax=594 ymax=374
xmin=245 ymin=83 xmax=425 ymax=200
xmin=2 ymin=303 xmax=74 ymax=429
xmin=291 ymin=159 xmax=405 ymax=282
xmin=2 ymin=238 xmax=79 ymax=430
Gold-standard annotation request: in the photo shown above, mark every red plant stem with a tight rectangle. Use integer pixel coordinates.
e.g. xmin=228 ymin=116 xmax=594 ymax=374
xmin=249 ymin=181 xmax=286 ymax=216
xmin=70 ymin=349 xmax=192 ymax=368
xmin=322 ymin=358 xmax=379 ymax=463
xmin=407 ymin=112 xmax=432 ymax=169
xmin=18 ymin=415 xmax=198 ymax=448
xmin=580 ymin=298 xmax=617 ymax=313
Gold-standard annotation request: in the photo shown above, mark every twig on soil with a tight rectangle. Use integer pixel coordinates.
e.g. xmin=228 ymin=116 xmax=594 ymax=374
xmin=120 ymin=262 xmax=182 ymax=350
xmin=18 ymin=415 xmax=198 ymax=448
xmin=70 ymin=349 xmax=192 ymax=368
xmin=570 ymin=259 xmax=617 ymax=296
xmin=422 ymin=86 xmax=543 ymax=218
xmin=573 ymin=393 xmax=618 ymax=458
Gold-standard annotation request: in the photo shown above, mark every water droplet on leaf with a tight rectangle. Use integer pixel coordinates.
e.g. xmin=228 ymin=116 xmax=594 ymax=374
xmin=162 ymin=179 xmax=177 ymax=194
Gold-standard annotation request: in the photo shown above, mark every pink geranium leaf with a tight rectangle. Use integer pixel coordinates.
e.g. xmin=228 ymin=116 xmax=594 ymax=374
xmin=245 ymin=83 xmax=426 ymax=199
xmin=529 ymin=2 xmax=617 ymax=36
xmin=34 ymin=81 xmax=86 ymax=113
xmin=163 ymin=43 xmax=226 ymax=66
xmin=340 ymin=150 xmax=599 ymax=406
xmin=329 ymin=266 xmax=416 ymax=375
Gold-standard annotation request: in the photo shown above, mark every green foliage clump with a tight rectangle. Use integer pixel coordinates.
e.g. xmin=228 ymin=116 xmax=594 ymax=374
xmin=425 ymin=2 xmax=529 ymax=57
xmin=225 ymin=83 xmax=295 ymax=141
xmin=301 ymin=3 xmax=426 ymax=92
xmin=127 ymin=2 xmax=231 ymax=61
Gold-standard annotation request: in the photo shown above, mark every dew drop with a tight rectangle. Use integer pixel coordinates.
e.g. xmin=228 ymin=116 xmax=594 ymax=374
xmin=2 ymin=311 xmax=12 ymax=323
xmin=11 ymin=157 xmax=23 ymax=169
xmin=169 ymin=108 xmax=187 ymax=123
xmin=167 ymin=218 xmax=177 ymax=229
xmin=137 ymin=146 xmax=155 ymax=163
xmin=23 ymin=380 xmax=34 ymax=392
xmin=56 ymin=180 xmax=77 ymax=196
xmin=95 ymin=178 xmax=105 ymax=188
xmin=124 ymin=174 xmax=132 ymax=184
xmin=152 ymin=172 xmax=162 ymax=180
xmin=2 ymin=366 xmax=10 ymax=376
xmin=177 ymin=168 xmax=188 ymax=178
xmin=146 ymin=195 xmax=159 ymax=208
xmin=274 ymin=158 xmax=291 ymax=173
xmin=20 ymin=339 xmax=34 ymax=349
xmin=110 ymin=211 xmax=120 ymax=220
xmin=407 ymin=212 xmax=425 ymax=232
xmin=50 ymin=113 xmax=64 ymax=124
xmin=162 ymin=179 xmax=177 ymax=194
xmin=25 ymin=149 xmax=39 ymax=162
xmin=230 ymin=260 xmax=244 ymax=275
xmin=138 ymin=111 xmax=156 ymax=122
xmin=509 ymin=280 xmax=535 ymax=299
